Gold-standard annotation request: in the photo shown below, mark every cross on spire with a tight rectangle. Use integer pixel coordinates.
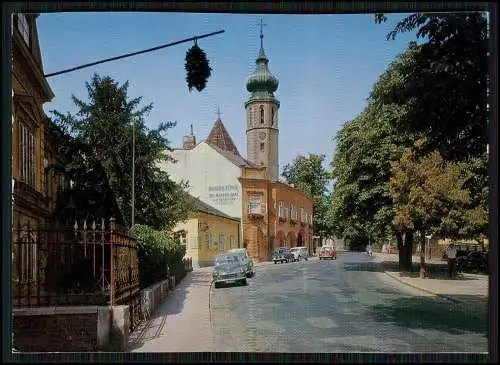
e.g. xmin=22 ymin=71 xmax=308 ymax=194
xmin=190 ymin=124 xmax=193 ymax=135
xmin=258 ymin=18 xmax=266 ymax=48
xmin=216 ymin=107 xmax=222 ymax=120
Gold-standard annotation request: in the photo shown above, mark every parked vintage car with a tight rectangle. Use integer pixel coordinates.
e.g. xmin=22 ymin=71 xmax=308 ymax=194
xmin=290 ymin=246 xmax=309 ymax=262
xmin=318 ymin=245 xmax=337 ymax=260
xmin=212 ymin=253 xmax=248 ymax=288
xmin=456 ymin=251 xmax=488 ymax=274
xmin=272 ymin=247 xmax=294 ymax=264
xmin=228 ymin=248 xmax=254 ymax=278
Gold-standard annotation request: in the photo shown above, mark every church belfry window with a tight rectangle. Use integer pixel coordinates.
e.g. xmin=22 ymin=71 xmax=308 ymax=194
xmin=260 ymin=142 xmax=265 ymax=152
xmin=260 ymin=106 xmax=264 ymax=124
xmin=17 ymin=14 xmax=30 ymax=46
xmin=271 ymin=107 xmax=275 ymax=126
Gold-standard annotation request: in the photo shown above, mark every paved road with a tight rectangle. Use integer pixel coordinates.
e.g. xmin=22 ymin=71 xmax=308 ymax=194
xmin=210 ymin=252 xmax=487 ymax=352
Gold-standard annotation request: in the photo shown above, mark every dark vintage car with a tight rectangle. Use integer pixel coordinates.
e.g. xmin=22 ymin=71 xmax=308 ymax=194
xmin=212 ymin=253 xmax=248 ymax=288
xmin=456 ymin=251 xmax=488 ymax=274
xmin=272 ymin=247 xmax=294 ymax=264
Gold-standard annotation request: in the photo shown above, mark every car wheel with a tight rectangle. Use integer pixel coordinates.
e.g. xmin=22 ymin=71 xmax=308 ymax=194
xmin=214 ymin=282 xmax=220 ymax=289
xmin=240 ymin=278 xmax=247 ymax=286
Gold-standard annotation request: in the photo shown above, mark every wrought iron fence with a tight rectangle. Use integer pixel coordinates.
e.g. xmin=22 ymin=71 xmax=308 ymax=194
xmin=12 ymin=218 xmax=141 ymax=331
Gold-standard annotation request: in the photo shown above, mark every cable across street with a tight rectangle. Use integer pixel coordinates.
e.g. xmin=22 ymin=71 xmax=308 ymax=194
xmin=44 ymin=29 xmax=226 ymax=78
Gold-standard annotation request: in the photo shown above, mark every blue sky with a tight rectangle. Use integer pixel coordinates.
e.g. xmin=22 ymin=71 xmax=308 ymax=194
xmin=37 ymin=12 xmax=417 ymax=172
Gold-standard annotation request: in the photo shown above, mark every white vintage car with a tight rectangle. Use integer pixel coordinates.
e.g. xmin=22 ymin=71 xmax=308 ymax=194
xmin=290 ymin=246 xmax=309 ymax=261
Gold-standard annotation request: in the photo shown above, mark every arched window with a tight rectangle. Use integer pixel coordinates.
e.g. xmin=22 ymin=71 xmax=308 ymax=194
xmin=271 ymin=108 xmax=275 ymax=126
xmin=260 ymin=106 xmax=264 ymax=124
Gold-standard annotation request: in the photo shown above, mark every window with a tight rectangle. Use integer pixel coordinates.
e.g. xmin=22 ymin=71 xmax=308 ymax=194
xmin=271 ymin=107 xmax=275 ymax=126
xmin=206 ymin=232 xmax=213 ymax=250
xmin=290 ymin=205 xmax=296 ymax=221
xmin=43 ymin=155 xmax=49 ymax=195
xmin=301 ymin=208 xmax=306 ymax=222
xmin=19 ymin=122 xmax=36 ymax=187
xmin=180 ymin=231 xmax=187 ymax=248
xmin=17 ymin=14 xmax=30 ymax=46
xmin=248 ymin=195 xmax=262 ymax=214
xmin=278 ymin=201 xmax=285 ymax=218
xmin=219 ymin=234 xmax=225 ymax=251
xmin=260 ymin=106 xmax=264 ymax=124
xmin=230 ymin=235 xmax=234 ymax=248
xmin=260 ymin=142 xmax=265 ymax=152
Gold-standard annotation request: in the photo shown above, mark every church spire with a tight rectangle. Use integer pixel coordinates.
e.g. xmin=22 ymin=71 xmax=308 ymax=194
xmin=259 ymin=18 xmax=265 ymax=50
xmin=246 ymin=18 xmax=279 ymax=96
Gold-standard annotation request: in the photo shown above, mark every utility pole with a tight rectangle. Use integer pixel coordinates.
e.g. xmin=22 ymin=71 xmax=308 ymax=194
xmin=132 ymin=120 xmax=135 ymax=228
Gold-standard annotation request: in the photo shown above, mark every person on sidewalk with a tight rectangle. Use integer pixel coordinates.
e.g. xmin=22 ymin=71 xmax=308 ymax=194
xmin=366 ymin=243 xmax=373 ymax=257
xmin=446 ymin=243 xmax=458 ymax=278
xmin=382 ymin=243 xmax=388 ymax=255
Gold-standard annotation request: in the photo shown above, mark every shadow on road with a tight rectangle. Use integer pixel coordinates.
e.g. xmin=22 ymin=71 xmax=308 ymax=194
xmin=128 ymin=271 xmax=210 ymax=350
xmin=367 ymin=294 xmax=488 ymax=336
xmin=342 ymin=261 xmax=384 ymax=273
xmin=380 ymin=261 xmax=480 ymax=281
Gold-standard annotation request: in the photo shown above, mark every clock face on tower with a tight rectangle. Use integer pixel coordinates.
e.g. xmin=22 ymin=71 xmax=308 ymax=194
xmin=259 ymin=132 xmax=266 ymax=140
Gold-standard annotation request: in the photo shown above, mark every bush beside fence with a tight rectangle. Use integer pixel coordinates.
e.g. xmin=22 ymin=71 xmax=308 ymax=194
xmin=130 ymin=225 xmax=187 ymax=289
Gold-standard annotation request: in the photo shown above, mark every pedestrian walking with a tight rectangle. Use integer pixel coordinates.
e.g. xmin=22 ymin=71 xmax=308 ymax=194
xmin=366 ymin=243 xmax=373 ymax=257
xmin=382 ymin=243 xmax=388 ymax=254
xmin=446 ymin=243 xmax=458 ymax=278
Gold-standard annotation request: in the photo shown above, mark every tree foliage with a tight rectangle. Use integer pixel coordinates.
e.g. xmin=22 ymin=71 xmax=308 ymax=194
xmin=130 ymin=224 xmax=187 ymax=288
xmin=281 ymin=154 xmax=333 ymax=238
xmin=390 ymin=141 xmax=473 ymax=236
xmin=51 ymin=74 xmax=193 ymax=230
xmin=330 ymin=12 xmax=488 ymax=264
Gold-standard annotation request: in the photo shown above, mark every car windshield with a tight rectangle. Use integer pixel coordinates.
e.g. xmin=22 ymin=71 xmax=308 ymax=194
xmin=215 ymin=255 xmax=240 ymax=266
xmin=290 ymin=248 xmax=299 ymax=252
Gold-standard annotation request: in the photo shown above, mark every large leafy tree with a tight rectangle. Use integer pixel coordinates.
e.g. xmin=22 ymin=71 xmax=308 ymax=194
xmin=330 ymin=12 xmax=488 ymax=268
xmin=51 ymin=73 xmax=192 ymax=231
xmin=374 ymin=12 xmax=489 ymax=266
xmin=389 ymin=140 xmax=485 ymax=277
xmin=281 ymin=154 xmax=333 ymax=240
xmin=330 ymin=100 xmax=414 ymax=251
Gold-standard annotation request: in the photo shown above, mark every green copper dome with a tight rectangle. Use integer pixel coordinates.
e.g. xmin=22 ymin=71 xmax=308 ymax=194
xmin=246 ymin=37 xmax=279 ymax=96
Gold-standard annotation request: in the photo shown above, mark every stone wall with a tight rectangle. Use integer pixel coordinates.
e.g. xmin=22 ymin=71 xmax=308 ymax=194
xmin=140 ymin=279 xmax=170 ymax=322
xmin=13 ymin=305 xmax=129 ymax=352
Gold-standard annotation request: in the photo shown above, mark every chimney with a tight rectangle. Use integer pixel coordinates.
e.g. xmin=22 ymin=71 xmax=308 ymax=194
xmin=183 ymin=124 xmax=196 ymax=149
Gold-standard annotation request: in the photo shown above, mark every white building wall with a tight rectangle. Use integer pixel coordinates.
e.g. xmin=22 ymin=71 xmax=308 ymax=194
xmin=159 ymin=141 xmax=243 ymax=219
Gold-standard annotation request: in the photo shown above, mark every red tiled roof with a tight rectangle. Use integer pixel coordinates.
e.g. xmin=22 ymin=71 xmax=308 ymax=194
xmin=206 ymin=118 xmax=240 ymax=155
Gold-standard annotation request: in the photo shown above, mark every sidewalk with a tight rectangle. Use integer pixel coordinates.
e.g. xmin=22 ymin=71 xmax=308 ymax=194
xmin=129 ymin=269 xmax=215 ymax=352
xmin=373 ymin=253 xmax=489 ymax=305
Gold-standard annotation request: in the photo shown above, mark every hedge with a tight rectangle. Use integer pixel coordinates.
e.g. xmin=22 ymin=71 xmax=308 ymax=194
xmin=131 ymin=224 xmax=187 ymax=289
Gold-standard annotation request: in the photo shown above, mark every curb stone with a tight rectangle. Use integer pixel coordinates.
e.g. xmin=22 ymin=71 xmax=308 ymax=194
xmin=383 ymin=271 xmax=466 ymax=305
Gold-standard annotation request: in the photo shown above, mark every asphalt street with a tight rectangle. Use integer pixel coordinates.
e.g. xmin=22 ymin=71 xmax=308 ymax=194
xmin=209 ymin=252 xmax=488 ymax=353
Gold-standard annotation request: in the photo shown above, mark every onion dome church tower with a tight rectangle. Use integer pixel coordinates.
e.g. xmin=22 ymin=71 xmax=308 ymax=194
xmin=245 ymin=20 xmax=280 ymax=181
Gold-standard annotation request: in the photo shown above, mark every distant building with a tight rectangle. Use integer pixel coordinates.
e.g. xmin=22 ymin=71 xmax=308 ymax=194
xmin=173 ymin=195 xmax=240 ymax=267
xmin=160 ymin=26 xmax=314 ymax=262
